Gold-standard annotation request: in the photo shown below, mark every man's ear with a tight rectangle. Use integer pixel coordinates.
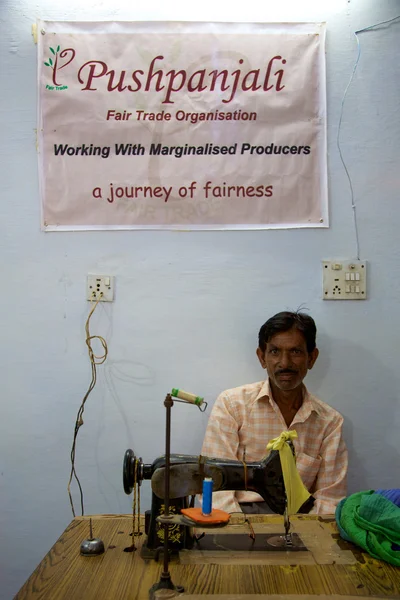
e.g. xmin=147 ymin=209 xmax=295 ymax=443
xmin=256 ymin=347 xmax=266 ymax=369
xmin=308 ymin=347 xmax=319 ymax=370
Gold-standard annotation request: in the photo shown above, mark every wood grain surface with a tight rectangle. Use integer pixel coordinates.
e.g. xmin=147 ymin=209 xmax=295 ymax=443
xmin=180 ymin=596 xmax=400 ymax=600
xmin=180 ymin=594 xmax=400 ymax=600
xmin=14 ymin=515 xmax=400 ymax=600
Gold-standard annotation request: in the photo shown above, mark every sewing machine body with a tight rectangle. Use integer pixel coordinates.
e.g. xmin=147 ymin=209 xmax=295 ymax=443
xmin=123 ymin=447 xmax=314 ymax=558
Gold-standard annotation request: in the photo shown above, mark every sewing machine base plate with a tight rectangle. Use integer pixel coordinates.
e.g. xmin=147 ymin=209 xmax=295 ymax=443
xmin=193 ymin=532 xmax=307 ymax=552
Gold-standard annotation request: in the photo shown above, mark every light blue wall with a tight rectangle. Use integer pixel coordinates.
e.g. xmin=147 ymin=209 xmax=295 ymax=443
xmin=1 ymin=0 xmax=400 ymax=597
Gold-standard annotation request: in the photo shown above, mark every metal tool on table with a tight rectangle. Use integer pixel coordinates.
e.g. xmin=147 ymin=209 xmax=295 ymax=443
xmin=80 ymin=518 xmax=105 ymax=556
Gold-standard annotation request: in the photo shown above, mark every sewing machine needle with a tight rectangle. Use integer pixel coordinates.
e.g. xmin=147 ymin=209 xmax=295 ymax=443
xmin=284 ymin=507 xmax=293 ymax=546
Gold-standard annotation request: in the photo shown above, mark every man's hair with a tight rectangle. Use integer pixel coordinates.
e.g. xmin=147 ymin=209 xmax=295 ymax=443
xmin=258 ymin=311 xmax=317 ymax=353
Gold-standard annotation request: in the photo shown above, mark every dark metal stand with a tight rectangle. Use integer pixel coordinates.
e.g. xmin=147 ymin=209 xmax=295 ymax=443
xmin=149 ymin=394 xmax=183 ymax=599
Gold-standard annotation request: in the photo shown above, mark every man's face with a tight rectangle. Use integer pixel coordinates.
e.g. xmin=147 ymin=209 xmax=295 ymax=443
xmin=256 ymin=327 xmax=319 ymax=392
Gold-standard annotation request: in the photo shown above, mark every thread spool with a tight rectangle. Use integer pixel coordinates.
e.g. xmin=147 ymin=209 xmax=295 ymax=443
xmin=171 ymin=388 xmax=204 ymax=407
xmin=202 ymin=477 xmax=213 ymax=516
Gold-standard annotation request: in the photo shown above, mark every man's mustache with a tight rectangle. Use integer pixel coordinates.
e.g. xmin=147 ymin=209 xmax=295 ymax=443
xmin=275 ymin=369 xmax=298 ymax=375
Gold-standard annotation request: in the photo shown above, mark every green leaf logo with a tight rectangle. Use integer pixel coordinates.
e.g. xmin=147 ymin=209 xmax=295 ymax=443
xmin=44 ymin=45 xmax=60 ymax=68
xmin=43 ymin=45 xmax=75 ymax=87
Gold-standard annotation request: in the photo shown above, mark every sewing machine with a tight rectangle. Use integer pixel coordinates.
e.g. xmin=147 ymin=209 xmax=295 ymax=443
xmin=122 ymin=390 xmax=317 ymax=597
xmin=123 ymin=446 xmax=315 ymax=558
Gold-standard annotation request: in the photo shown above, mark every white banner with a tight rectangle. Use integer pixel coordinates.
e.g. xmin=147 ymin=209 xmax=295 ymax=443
xmin=37 ymin=21 xmax=328 ymax=230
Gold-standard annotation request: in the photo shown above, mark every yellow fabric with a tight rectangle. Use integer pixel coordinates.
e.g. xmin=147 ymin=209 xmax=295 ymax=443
xmin=266 ymin=430 xmax=311 ymax=515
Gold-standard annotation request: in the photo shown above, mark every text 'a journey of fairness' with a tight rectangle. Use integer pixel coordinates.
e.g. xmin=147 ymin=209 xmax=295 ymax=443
xmin=93 ymin=181 xmax=275 ymax=204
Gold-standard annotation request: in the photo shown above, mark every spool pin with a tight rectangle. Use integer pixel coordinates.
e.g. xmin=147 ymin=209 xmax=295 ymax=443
xmin=171 ymin=388 xmax=204 ymax=407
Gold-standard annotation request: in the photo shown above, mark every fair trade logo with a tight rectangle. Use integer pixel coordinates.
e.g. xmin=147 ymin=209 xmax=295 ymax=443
xmin=44 ymin=45 xmax=76 ymax=90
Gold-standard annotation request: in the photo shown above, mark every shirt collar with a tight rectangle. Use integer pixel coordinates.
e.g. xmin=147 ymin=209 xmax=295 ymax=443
xmin=254 ymin=378 xmax=321 ymax=419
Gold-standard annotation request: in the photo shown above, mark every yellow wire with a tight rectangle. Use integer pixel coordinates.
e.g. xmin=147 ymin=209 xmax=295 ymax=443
xmin=67 ymin=296 xmax=109 ymax=517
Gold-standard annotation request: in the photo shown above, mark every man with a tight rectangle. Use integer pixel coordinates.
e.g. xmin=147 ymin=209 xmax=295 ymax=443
xmin=201 ymin=311 xmax=348 ymax=514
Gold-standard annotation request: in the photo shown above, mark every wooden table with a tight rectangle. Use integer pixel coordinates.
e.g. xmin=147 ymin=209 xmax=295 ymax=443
xmin=14 ymin=514 xmax=400 ymax=600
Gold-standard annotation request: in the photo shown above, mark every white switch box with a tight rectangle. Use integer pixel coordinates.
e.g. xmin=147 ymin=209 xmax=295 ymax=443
xmin=322 ymin=260 xmax=367 ymax=300
xmin=87 ymin=275 xmax=114 ymax=302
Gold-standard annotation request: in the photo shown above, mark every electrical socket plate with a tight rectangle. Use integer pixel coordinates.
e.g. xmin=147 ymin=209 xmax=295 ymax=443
xmin=322 ymin=260 xmax=367 ymax=300
xmin=87 ymin=274 xmax=114 ymax=302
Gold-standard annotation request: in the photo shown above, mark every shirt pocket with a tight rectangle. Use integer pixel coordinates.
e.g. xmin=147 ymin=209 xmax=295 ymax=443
xmin=296 ymin=452 xmax=322 ymax=491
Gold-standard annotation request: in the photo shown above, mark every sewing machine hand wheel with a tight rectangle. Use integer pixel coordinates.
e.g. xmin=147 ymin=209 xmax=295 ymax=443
xmin=123 ymin=449 xmax=144 ymax=494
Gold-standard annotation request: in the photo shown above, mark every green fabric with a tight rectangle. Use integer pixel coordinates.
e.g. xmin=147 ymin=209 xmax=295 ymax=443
xmin=338 ymin=490 xmax=400 ymax=566
xmin=335 ymin=498 xmax=352 ymax=543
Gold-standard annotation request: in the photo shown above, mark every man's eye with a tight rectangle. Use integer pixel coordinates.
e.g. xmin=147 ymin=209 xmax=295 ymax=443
xmin=292 ymin=349 xmax=302 ymax=354
xmin=269 ymin=349 xmax=278 ymax=355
